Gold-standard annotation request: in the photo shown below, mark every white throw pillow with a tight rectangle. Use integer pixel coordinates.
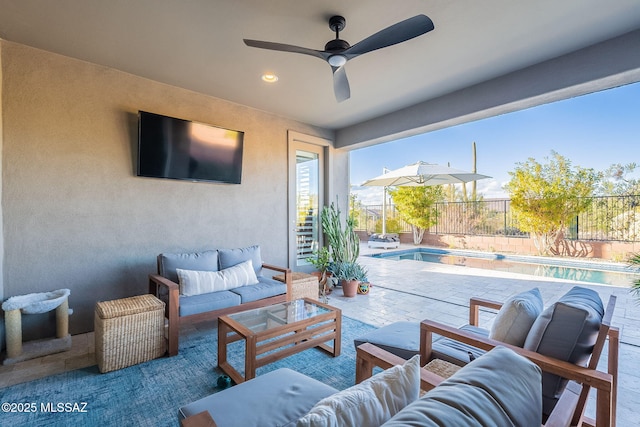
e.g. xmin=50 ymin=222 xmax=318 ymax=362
xmin=176 ymin=260 xmax=259 ymax=296
xmin=489 ymin=287 xmax=544 ymax=347
xmin=296 ymin=354 xmax=421 ymax=427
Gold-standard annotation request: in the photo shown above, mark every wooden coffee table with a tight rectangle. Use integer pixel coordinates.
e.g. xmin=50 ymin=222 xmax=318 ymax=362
xmin=217 ymin=298 xmax=341 ymax=384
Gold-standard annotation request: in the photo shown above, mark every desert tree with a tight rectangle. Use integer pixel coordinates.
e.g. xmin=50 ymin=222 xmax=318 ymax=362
xmin=504 ymin=151 xmax=601 ymax=255
xmin=388 ymin=185 xmax=444 ymax=244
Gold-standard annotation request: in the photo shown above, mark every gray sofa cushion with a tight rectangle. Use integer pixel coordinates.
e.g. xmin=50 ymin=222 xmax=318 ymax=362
xmin=353 ymin=321 xmax=420 ymax=360
xmin=381 ymin=346 xmax=542 ymax=427
xmin=178 ymin=290 xmax=241 ymax=317
xmin=219 ymin=245 xmax=263 ymax=276
xmin=178 ymin=368 xmax=338 ymax=427
xmin=158 ymin=250 xmax=219 ymax=283
xmin=489 ymin=287 xmax=543 ymax=346
xmin=431 ymin=324 xmax=489 ymax=366
xmin=230 ymin=277 xmax=286 ymax=303
xmin=524 ymin=285 xmax=604 ymax=416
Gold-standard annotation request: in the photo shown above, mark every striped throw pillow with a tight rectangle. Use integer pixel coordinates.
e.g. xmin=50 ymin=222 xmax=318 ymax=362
xmin=176 ymin=260 xmax=259 ymax=296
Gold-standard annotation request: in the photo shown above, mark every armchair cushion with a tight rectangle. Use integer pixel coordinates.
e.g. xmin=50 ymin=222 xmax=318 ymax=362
xmin=157 ymin=250 xmax=219 ymax=283
xmin=219 ymin=245 xmax=263 ymax=276
xmin=524 ymin=286 xmax=604 ymax=415
xmin=381 ymin=346 xmax=542 ymax=427
xmin=489 ymin=287 xmax=543 ymax=346
xmin=176 ymin=260 xmax=259 ymax=296
xmin=296 ymin=354 xmax=421 ymax=427
xmin=431 ymin=324 xmax=489 ymax=366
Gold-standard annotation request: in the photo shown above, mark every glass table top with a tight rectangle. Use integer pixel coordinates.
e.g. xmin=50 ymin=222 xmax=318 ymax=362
xmin=226 ymin=299 xmax=331 ymax=334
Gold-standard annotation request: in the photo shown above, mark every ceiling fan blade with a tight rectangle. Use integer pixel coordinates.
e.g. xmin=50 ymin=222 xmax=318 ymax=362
xmin=243 ymin=39 xmax=328 ymax=61
xmin=332 ymin=66 xmax=350 ymax=102
xmin=344 ymin=15 xmax=434 ymax=57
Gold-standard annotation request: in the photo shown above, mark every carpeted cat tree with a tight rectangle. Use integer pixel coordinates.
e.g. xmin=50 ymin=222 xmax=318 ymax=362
xmin=2 ymin=288 xmax=72 ymax=365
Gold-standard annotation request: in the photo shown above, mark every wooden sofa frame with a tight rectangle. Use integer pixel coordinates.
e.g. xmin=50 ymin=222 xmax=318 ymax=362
xmin=149 ymin=263 xmax=291 ymax=356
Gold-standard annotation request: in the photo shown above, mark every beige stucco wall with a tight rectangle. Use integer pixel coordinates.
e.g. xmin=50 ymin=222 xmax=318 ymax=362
xmin=0 ymin=40 xmax=345 ymax=338
xmin=0 ymin=41 xmax=4 ymax=305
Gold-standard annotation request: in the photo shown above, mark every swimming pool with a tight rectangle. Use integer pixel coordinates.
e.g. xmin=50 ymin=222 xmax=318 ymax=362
xmin=368 ymin=248 xmax=640 ymax=287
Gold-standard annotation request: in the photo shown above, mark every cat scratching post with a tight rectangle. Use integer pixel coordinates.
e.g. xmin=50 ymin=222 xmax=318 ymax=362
xmin=2 ymin=289 xmax=72 ymax=365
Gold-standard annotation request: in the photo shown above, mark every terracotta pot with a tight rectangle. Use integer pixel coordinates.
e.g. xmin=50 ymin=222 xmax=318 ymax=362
xmin=341 ymin=279 xmax=359 ymax=298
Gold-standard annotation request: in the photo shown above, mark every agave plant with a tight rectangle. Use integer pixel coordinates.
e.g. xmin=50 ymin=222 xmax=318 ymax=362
xmin=630 ymin=253 xmax=640 ymax=301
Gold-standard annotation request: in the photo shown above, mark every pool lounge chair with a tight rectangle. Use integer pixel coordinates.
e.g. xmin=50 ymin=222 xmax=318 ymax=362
xmin=368 ymin=233 xmax=400 ymax=249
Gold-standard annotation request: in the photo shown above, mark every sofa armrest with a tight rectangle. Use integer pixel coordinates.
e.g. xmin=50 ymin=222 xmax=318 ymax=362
xmin=181 ymin=411 xmax=218 ymax=427
xmin=469 ymin=297 xmax=503 ymax=326
xmin=261 ymin=263 xmax=292 ymax=301
xmin=356 ymin=342 xmax=445 ymax=393
xmin=420 ymin=319 xmax=614 ymax=426
xmin=149 ymin=274 xmax=180 ymax=356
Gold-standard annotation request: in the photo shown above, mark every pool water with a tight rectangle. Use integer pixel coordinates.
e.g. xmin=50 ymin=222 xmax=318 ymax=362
xmin=369 ymin=249 xmax=640 ymax=287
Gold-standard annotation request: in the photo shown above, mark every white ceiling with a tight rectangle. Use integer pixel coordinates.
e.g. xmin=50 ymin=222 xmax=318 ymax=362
xmin=1 ymin=0 xmax=640 ymax=130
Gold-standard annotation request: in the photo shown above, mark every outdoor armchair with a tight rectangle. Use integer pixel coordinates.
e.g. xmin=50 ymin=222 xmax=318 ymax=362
xmin=420 ymin=291 xmax=619 ymax=427
xmin=356 ymin=341 xmax=614 ymax=427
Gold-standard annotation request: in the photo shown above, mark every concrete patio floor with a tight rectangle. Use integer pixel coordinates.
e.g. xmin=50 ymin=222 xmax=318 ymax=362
xmin=327 ymin=243 xmax=640 ymax=425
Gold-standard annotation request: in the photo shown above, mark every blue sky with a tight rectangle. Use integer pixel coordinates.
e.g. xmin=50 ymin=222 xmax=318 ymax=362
xmin=350 ymin=81 xmax=640 ymax=204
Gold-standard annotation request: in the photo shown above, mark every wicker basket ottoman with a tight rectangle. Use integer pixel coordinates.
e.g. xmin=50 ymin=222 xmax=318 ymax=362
xmin=273 ymin=272 xmax=319 ymax=301
xmin=95 ymin=294 xmax=165 ymax=373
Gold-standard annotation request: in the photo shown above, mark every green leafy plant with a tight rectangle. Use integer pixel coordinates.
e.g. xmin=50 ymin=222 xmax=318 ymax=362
xmin=388 ymin=186 xmax=444 ymax=244
xmin=321 ymin=200 xmax=360 ymax=265
xmin=306 ymin=247 xmax=330 ymax=273
xmin=333 ymin=261 xmax=368 ymax=282
xmin=374 ymin=217 xmax=404 ymax=234
xmin=320 ymin=199 xmax=368 ymax=284
xmin=629 ymin=253 xmax=640 ymax=301
xmin=307 ymin=247 xmax=334 ymax=303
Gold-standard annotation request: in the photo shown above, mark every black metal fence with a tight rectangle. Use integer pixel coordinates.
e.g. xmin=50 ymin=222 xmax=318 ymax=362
xmin=353 ymin=195 xmax=640 ymax=242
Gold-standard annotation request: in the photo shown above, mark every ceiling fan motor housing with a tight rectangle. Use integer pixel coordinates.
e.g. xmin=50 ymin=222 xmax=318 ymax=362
xmin=325 ymin=38 xmax=350 ymax=51
xmin=328 ymin=15 xmax=346 ymax=33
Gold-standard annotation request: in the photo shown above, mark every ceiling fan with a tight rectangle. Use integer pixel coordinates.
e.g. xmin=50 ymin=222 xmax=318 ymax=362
xmin=243 ymin=14 xmax=434 ymax=102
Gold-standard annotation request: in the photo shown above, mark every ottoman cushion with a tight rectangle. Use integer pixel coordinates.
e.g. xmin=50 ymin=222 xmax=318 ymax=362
xmin=354 ymin=321 xmax=420 ymax=360
xmin=178 ymin=368 xmax=337 ymax=427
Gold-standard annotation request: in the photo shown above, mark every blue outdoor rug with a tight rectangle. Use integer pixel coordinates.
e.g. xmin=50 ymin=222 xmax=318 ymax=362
xmin=0 ymin=315 xmax=376 ymax=427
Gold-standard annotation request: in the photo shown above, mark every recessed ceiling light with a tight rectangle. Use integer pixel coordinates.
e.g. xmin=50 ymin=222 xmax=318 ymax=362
xmin=261 ymin=73 xmax=279 ymax=83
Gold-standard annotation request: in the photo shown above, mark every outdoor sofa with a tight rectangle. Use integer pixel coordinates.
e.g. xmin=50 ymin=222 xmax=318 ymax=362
xmin=179 ymin=345 xmax=543 ymax=427
xmin=148 ymin=245 xmax=291 ymax=356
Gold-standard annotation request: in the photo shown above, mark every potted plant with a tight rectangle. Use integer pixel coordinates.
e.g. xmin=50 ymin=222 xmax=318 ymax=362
xmin=319 ymin=200 xmax=363 ymax=296
xmin=306 ymin=247 xmax=333 ymax=302
xmin=332 ymin=261 xmax=368 ymax=297
xmin=334 ymin=262 xmax=358 ymax=297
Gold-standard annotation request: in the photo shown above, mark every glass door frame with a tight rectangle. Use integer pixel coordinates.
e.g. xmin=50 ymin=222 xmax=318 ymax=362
xmin=287 ymin=131 xmax=331 ymax=272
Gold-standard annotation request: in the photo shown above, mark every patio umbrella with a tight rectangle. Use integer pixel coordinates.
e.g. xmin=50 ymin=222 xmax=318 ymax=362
xmin=361 ymin=161 xmax=491 ymax=187
xmin=361 ymin=161 xmax=491 ymax=234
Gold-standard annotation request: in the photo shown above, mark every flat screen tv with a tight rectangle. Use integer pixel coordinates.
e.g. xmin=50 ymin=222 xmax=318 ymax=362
xmin=137 ymin=111 xmax=244 ymax=184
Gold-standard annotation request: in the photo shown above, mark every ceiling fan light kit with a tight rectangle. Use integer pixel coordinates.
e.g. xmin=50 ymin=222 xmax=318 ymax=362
xmin=327 ymin=55 xmax=347 ymax=67
xmin=244 ymin=14 xmax=434 ymax=102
